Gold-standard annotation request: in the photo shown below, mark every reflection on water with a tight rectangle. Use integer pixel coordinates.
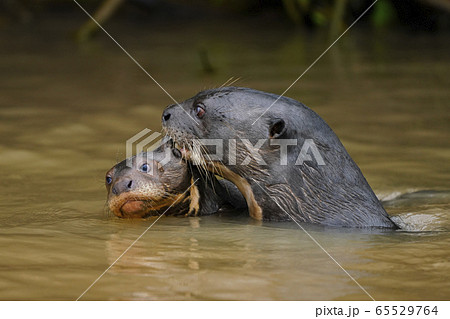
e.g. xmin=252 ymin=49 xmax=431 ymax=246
xmin=0 ymin=13 xmax=449 ymax=300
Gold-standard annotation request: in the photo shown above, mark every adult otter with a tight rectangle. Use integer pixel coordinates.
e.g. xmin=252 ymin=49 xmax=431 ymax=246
xmin=162 ymin=87 xmax=397 ymax=228
xmin=105 ymin=141 xmax=244 ymax=218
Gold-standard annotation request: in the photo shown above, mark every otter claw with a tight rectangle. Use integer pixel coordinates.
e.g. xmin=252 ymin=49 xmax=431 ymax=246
xmin=186 ymin=179 xmax=200 ymax=217
xmin=186 ymin=205 xmax=199 ymax=217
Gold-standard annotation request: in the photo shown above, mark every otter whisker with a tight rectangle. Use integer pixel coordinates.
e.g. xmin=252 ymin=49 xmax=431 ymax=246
xmin=227 ymin=77 xmax=242 ymax=87
xmin=220 ymin=77 xmax=235 ymax=88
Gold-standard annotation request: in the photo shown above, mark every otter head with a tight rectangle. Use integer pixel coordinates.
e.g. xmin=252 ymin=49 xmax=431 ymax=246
xmin=161 ymin=87 xmax=306 ymax=220
xmin=105 ymin=143 xmax=192 ymax=218
xmin=161 ymin=87 xmax=296 ymax=169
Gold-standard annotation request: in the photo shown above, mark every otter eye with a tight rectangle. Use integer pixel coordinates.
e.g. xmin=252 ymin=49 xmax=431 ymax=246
xmin=140 ymin=163 xmax=149 ymax=173
xmin=195 ymin=105 xmax=205 ymax=119
xmin=106 ymin=176 xmax=112 ymax=185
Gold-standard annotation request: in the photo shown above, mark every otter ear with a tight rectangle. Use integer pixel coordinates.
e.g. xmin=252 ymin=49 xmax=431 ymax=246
xmin=269 ymin=118 xmax=286 ymax=139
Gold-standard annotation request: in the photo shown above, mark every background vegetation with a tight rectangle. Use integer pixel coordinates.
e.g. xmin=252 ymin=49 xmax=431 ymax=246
xmin=1 ymin=0 xmax=449 ymax=35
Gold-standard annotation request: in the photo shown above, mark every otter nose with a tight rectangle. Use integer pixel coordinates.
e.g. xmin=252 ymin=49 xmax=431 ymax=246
xmin=112 ymin=178 xmax=135 ymax=195
xmin=162 ymin=110 xmax=171 ymax=122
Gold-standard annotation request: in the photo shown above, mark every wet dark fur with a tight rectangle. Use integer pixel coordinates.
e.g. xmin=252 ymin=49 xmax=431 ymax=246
xmin=162 ymin=87 xmax=398 ymax=228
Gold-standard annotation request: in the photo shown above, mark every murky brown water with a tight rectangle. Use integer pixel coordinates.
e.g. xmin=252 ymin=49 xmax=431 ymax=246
xmin=0 ymin=12 xmax=449 ymax=300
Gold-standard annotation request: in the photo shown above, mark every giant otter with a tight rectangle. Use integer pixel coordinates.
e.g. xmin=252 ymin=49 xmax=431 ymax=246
xmin=162 ymin=87 xmax=398 ymax=228
xmin=105 ymin=141 xmax=244 ymax=218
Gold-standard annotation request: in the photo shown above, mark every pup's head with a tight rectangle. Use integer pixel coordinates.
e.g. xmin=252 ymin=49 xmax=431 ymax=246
xmin=105 ymin=143 xmax=191 ymax=218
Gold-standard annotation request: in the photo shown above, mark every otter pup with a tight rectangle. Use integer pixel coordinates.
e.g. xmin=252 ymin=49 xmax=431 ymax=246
xmin=162 ymin=87 xmax=397 ymax=228
xmin=105 ymin=141 xmax=244 ymax=218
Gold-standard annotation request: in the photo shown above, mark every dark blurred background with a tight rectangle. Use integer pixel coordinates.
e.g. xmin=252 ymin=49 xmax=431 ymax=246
xmin=1 ymin=0 xmax=450 ymax=37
